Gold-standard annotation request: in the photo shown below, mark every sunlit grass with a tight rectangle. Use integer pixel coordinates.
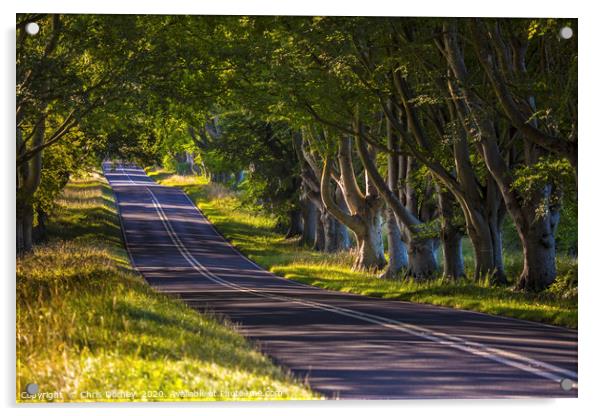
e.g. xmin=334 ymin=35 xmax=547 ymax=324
xmin=149 ymin=168 xmax=577 ymax=329
xmin=16 ymin=171 xmax=317 ymax=402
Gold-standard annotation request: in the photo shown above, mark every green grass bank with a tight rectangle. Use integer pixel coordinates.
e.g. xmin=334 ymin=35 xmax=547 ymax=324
xmin=16 ymin=172 xmax=317 ymax=402
xmin=148 ymin=169 xmax=577 ymax=329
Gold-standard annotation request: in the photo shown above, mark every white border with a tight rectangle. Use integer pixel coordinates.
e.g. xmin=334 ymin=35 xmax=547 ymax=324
xmin=10 ymin=0 xmax=580 ymax=17
xmin=3 ymin=1 xmax=600 ymax=415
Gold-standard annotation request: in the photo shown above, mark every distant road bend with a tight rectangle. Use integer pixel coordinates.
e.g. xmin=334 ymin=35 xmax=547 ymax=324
xmin=104 ymin=163 xmax=578 ymax=400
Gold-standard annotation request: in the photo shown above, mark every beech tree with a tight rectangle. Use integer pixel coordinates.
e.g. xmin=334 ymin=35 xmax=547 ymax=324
xmin=441 ymin=19 xmax=571 ymax=290
xmin=320 ymin=18 xmax=508 ymax=282
xmin=295 ymin=130 xmax=351 ymax=251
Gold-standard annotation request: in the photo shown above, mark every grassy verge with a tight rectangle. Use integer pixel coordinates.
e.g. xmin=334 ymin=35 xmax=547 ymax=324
xmin=16 ymin=171 xmax=317 ymax=402
xmin=148 ymin=168 xmax=577 ymax=329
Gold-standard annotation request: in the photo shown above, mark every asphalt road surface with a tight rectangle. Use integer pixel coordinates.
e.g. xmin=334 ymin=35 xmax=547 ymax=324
xmin=104 ymin=163 xmax=578 ymax=400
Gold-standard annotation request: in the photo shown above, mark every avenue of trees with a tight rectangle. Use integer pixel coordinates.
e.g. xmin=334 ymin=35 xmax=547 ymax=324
xmin=16 ymin=14 xmax=577 ymax=292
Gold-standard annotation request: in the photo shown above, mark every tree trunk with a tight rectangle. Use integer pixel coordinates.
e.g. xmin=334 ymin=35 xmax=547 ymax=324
xmin=185 ymin=151 xmax=195 ymax=174
xmin=437 ymin=186 xmax=465 ymax=279
xmin=285 ymin=208 xmax=303 ymax=238
xmin=407 ymin=238 xmax=438 ymax=279
xmin=441 ymin=226 xmax=464 ymax=279
xmin=353 ymin=210 xmax=386 ymax=271
xmin=335 ymin=220 xmax=351 ymax=251
xmin=320 ymin=210 xmax=337 ymax=252
xmin=16 ymin=117 xmax=44 ymax=254
xmin=462 ymin=203 xmax=506 ymax=284
xmin=380 ymin=206 xmax=408 ymax=279
xmin=470 ymin=236 xmax=498 ymax=283
xmin=33 ymin=207 xmax=49 ymax=243
xmin=301 ymin=197 xmax=317 ymax=246
xmin=515 ymin=188 xmax=558 ymax=291
xmin=313 ymin=209 xmax=325 ymax=251
xmin=22 ymin=203 xmax=35 ymax=252
xmin=489 ymin=219 xmax=505 ymax=282
xmin=380 ymin=114 xmax=408 ymax=279
xmin=16 ymin=217 xmax=24 ymax=254
xmin=516 ymin=235 xmax=556 ymax=292
xmin=484 ymin=174 xmax=507 ymax=284
xmin=334 ymin=186 xmax=351 ymax=250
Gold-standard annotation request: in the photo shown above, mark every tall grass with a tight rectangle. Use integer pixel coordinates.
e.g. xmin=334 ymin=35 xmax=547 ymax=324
xmin=149 ymin=168 xmax=577 ymax=329
xmin=16 ymin=172 xmax=317 ymax=402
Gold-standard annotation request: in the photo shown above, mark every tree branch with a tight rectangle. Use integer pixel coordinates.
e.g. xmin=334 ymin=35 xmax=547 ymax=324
xmin=321 ymin=156 xmax=364 ymax=232
xmin=355 ymin=129 xmax=422 ymax=231
xmin=469 ymin=19 xmax=577 ymax=168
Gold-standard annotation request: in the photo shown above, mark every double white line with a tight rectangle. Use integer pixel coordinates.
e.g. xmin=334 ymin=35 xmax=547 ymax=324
xmin=122 ymin=165 xmax=578 ymax=391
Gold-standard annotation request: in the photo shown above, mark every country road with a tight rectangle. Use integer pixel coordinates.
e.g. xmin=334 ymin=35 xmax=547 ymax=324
xmin=103 ymin=163 xmax=578 ymax=400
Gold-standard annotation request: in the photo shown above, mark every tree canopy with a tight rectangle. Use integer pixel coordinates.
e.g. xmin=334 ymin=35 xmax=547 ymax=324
xmin=16 ymin=14 xmax=577 ymax=292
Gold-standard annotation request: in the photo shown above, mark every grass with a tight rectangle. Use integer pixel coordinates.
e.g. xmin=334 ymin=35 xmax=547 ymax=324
xmin=148 ymin=168 xmax=578 ymax=329
xmin=16 ymin=171 xmax=317 ymax=402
